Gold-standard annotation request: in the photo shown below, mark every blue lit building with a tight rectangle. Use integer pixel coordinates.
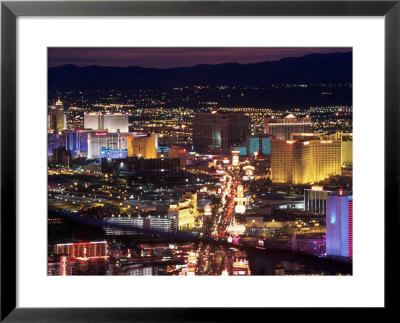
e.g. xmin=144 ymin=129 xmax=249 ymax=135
xmin=326 ymin=192 xmax=353 ymax=258
xmin=100 ymin=147 xmax=128 ymax=160
xmin=232 ymin=134 xmax=272 ymax=157
xmin=249 ymin=137 xmax=260 ymax=156
xmin=157 ymin=146 xmax=170 ymax=154
xmin=48 ymin=130 xmax=91 ymax=156
xmin=234 ymin=146 xmax=247 ymax=156
xmin=65 ymin=130 xmax=89 ymax=156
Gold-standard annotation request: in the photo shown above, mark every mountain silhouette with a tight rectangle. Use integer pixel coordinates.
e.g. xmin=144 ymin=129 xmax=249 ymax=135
xmin=48 ymin=51 xmax=352 ymax=90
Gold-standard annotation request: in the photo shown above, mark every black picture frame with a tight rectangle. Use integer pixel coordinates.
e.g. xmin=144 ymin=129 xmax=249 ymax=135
xmin=1 ymin=0 xmax=398 ymax=321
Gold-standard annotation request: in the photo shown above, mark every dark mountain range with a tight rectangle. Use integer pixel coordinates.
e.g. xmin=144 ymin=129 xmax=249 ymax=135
xmin=48 ymin=52 xmax=352 ymax=90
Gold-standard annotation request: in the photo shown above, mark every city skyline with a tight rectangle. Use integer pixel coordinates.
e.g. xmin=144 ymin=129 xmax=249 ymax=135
xmin=48 ymin=47 xmax=353 ymax=276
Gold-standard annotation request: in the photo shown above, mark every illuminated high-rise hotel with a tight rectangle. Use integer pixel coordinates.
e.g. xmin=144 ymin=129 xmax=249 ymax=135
xmin=193 ymin=111 xmax=250 ymax=153
xmin=326 ymin=192 xmax=353 ymax=258
xmin=271 ymin=140 xmax=312 ymax=184
xmin=88 ymin=132 xmax=133 ymax=159
xmin=265 ymin=114 xmax=312 ymax=140
xmin=304 ymin=185 xmax=333 ymax=216
xmin=294 ymin=132 xmax=353 ymax=167
xmin=271 ymin=138 xmax=341 ymax=184
xmin=127 ymin=133 xmax=158 ymax=159
xmin=55 ymin=241 xmax=108 ymax=259
xmin=231 ymin=134 xmax=272 ymax=157
xmin=328 ymin=132 xmax=353 ymax=167
xmin=84 ymin=113 xmax=129 ymax=133
xmin=168 ymin=192 xmax=197 ymax=230
xmin=88 ymin=132 xmax=157 ymax=159
xmin=49 ymin=97 xmax=67 ymax=133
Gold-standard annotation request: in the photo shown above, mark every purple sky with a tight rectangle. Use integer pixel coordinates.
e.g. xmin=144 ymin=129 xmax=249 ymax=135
xmin=48 ymin=47 xmax=351 ymax=69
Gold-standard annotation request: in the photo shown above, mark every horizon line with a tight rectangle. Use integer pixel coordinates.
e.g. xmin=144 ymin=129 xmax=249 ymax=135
xmin=48 ymin=50 xmax=352 ymax=70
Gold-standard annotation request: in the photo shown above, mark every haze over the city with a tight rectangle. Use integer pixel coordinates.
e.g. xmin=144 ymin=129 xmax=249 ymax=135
xmin=48 ymin=47 xmax=351 ymax=68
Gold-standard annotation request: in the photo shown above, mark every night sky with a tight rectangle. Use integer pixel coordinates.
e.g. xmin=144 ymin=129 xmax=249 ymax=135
xmin=48 ymin=47 xmax=351 ymax=69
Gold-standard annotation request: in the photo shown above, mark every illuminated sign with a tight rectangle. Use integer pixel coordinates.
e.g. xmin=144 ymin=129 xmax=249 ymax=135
xmin=243 ymin=165 xmax=255 ymax=171
xmin=321 ymin=140 xmax=333 ymax=144
xmin=232 ymin=151 xmax=240 ymax=166
xmin=227 ymin=221 xmax=246 ymax=235
xmin=243 ymin=165 xmax=255 ymax=176
xmin=61 ymin=256 xmax=67 ymax=276
xmin=235 ymin=205 xmax=246 ymax=214
xmin=204 ymin=205 xmax=212 ymax=216
xmin=311 ymin=185 xmax=324 ymax=191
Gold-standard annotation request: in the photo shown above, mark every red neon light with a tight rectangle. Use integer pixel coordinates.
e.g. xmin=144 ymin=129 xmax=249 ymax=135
xmin=348 ymin=200 xmax=353 ymax=258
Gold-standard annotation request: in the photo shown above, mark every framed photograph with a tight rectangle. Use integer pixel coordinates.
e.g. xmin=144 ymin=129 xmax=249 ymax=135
xmin=1 ymin=0 xmax=397 ymax=320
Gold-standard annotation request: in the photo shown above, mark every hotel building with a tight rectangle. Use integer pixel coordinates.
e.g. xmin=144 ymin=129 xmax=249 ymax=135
xmin=231 ymin=134 xmax=272 ymax=157
xmin=168 ymin=192 xmax=197 ymax=230
xmin=326 ymin=192 xmax=353 ymax=258
xmin=328 ymin=132 xmax=353 ymax=166
xmin=104 ymin=216 xmax=178 ymax=235
xmin=55 ymin=241 xmax=108 ymax=259
xmin=192 ymin=111 xmax=250 ymax=152
xmin=84 ymin=113 xmax=129 ymax=133
xmin=271 ymin=138 xmax=341 ymax=184
xmin=88 ymin=132 xmax=150 ymax=159
xmin=127 ymin=133 xmax=158 ymax=159
xmin=264 ymin=114 xmax=312 ymax=140
xmin=304 ymin=185 xmax=334 ymax=215
xmin=48 ymin=98 xmax=67 ymax=133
